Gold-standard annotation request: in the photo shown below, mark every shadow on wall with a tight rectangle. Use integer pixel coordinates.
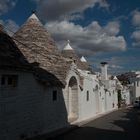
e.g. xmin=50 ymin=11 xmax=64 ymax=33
xmin=0 ymin=29 xmax=30 ymax=68
xmin=46 ymin=108 xmax=140 ymax=140
xmin=0 ymin=25 xmax=72 ymax=140
xmin=0 ymin=27 xmax=73 ymax=140
xmin=0 ymin=67 xmax=71 ymax=140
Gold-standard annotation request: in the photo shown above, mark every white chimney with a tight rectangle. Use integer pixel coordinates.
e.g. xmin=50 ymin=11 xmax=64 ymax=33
xmin=100 ymin=62 xmax=108 ymax=80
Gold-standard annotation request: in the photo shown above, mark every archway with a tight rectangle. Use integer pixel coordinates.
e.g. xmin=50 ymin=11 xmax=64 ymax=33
xmin=68 ymin=76 xmax=79 ymax=122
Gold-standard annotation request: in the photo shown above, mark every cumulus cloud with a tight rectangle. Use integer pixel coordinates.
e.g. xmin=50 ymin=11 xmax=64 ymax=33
xmin=131 ymin=10 xmax=140 ymax=46
xmin=89 ymin=56 xmax=127 ymax=74
xmin=0 ymin=0 xmax=17 ymax=15
xmin=109 ymin=64 xmax=123 ymax=69
xmin=33 ymin=0 xmax=126 ymax=54
xmin=108 ymin=64 xmax=124 ymax=74
xmin=109 ymin=56 xmax=140 ymax=72
xmin=0 ymin=19 xmax=19 ymax=36
xmin=92 ymin=55 xmax=140 ymax=74
xmin=35 ymin=0 xmax=109 ymax=21
xmin=132 ymin=10 xmax=140 ymax=27
xmin=103 ymin=21 xmax=120 ymax=36
xmin=131 ymin=30 xmax=140 ymax=46
xmin=46 ymin=20 xmax=126 ymax=54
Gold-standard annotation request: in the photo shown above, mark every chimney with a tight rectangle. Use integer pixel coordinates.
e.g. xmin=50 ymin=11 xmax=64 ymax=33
xmin=100 ymin=62 xmax=108 ymax=80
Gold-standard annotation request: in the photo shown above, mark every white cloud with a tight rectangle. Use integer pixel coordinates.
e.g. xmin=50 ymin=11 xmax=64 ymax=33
xmin=35 ymin=0 xmax=109 ymax=21
xmin=92 ymin=55 xmax=140 ymax=74
xmin=0 ymin=0 xmax=17 ymax=15
xmin=131 ymin=30 xmax=140 ymax=46
xmin=34 ymin=0 xmax=126 ymax=55
xmin=88 ymin=56 xmax=128 ymax=74
xmin=0 ymin=19 xmax=19 ymax=36
xmin=46 ymin=20 xmax=126 ymax=53
xmin=132 ymin=10 xmax=140 ymax=27
xmin=109 ymin=65 xmax=123 ymax=69
xmin=131 ymin=10 xmax=140 ymax=47
xmin=103 ymin=21 xmax=120 ymax=36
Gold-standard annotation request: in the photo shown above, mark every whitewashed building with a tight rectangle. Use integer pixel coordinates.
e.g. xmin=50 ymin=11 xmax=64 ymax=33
xmin=121 ymin=86 xmax=131 ymax=105
xmin=130 ymin=72 xmax=140 ymax=102
xmin=117 ymin=71 xmax=139 ymax=105
xmin=0 ymin=13 xmax=120 ymax=140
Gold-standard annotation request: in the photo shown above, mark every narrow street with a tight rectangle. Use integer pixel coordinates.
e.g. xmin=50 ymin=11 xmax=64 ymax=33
xmin=48 ymin=108 xmax=140 ymax=140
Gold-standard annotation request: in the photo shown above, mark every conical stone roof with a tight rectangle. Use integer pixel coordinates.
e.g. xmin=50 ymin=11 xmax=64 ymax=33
xmin=62 ymin=42 xmax=92 ymax=71
xmin=14 ymin=13 xmax=59 ymax=58
xmin=63 ymin=40 xmax=73 ymax=50
xmin=0 ymin=25 xmax=29 ymax=69
xmin=13 ymin=13 xmax=71 ymax=86
xmin=80 ymin=56 xmax=87 ymax=62
xmin=62 ymin=42 xmax=78 ymax=60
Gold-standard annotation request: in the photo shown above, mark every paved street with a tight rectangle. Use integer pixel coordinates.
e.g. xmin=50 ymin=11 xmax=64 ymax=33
xmin=48 ymin=108 xmax=140 ymax=140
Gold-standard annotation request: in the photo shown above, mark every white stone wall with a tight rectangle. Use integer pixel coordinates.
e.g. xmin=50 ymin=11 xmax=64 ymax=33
xmin=135 ymin=80 xmax=140 ymax=99
xmin=63 ymin=67 xmax=80 ymax=122
xmin=64 ymin=69 xmax=119 ymax=123
xmin=103 ymin=80 xmax=118 ymax=112
xmin=98 ymin=86 xmax=106 ymax=113
xmin=0 ymin=67 xmax=119 ymax=140
xmin=131 ymin=78 xmax=140 ymax=101
xmin=122 ymin=89 xmax=131 ymax=105
xmin=79 ymin=74 xmax=97 ymax=121
xmin=108 ymin=89 xmax=118 ymax=111
xmin=0 ymin=70 xmax=69 ymax=140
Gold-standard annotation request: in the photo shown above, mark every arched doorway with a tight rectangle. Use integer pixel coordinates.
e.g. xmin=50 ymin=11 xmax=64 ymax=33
xmin=68 ymin=76 xmax=79 ymax=122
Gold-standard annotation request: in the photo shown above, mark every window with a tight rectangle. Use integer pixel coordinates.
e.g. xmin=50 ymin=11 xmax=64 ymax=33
xmin=8 ymin=77 xmax=13 ymax=85
xmin=1 ymin=76 xmax=5 ymax=85
xmin=52 ymin=90 xmax=57 ymax=101
xmin=1 ymin=75 xmax=18 ymax=87
xmin=86 ymin=91 xmax=89 ymax=101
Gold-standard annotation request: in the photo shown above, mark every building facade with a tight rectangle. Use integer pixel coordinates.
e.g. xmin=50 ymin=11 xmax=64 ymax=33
xmin=130 ymin=72 xmax=140 ymax=102
xmin=0 ymin=13 xmax=120 ymax=140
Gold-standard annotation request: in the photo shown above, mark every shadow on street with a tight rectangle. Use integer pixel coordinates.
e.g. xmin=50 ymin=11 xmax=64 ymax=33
xmin=48 ymin=108 xmax=140 ymax=140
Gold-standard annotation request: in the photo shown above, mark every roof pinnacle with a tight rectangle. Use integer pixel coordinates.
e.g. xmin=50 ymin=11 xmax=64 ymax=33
xmin=28 ymin=11 xmax=39 ymax=21
xmin=63 ymin=40 xmax=73 ymax=50
xmin=80 ymin=56 xmax=87 ymax=62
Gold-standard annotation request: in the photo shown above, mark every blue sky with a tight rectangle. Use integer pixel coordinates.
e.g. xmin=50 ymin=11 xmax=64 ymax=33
xmin=0 ymin=0 xmax=140 ymax=74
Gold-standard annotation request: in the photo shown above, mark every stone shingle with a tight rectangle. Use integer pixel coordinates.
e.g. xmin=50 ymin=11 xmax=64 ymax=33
xmin=13 ymin=14 xmax=71 ymax=86
xmin=62 ymin=49 xmax=93 ymax=72
xmin=0 ymin=26 xmax=29 ymax=70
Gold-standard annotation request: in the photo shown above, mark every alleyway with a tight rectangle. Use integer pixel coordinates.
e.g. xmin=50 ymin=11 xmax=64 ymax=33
xmin=48 ymin=108 xmax=140 ymax=140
